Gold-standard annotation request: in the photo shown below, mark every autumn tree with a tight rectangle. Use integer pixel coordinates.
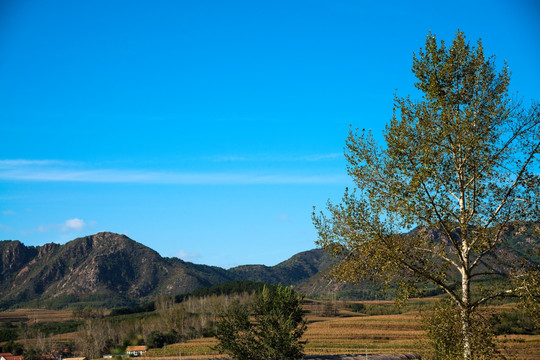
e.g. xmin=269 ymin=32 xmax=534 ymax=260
xmin=313 ymin=31 xmax=540 ymax=360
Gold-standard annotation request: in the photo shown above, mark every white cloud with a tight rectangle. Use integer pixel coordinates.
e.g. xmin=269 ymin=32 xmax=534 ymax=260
xmin=207 ymin=153 xmax=342 ymax=162
xmin=63 ymin=218 xmax=86 ymax=231
xmin=2 ymin=210 xmax=15 ymax=215
xmin=37 ymin=224 xmax=50 ymax=232
xmin=0 ymin=158 xmax=348 ymax=185
xmin=177 ymin=250 xmax=201 ymax=261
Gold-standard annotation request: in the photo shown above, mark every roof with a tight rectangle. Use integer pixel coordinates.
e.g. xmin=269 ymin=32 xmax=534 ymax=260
xmin=125 ymin=346 xmax=147 ymax=352
xmin=63 ymin=357 xmax=88 ymax=360
xmin=1 ymin=356 xmax=24 ymax=360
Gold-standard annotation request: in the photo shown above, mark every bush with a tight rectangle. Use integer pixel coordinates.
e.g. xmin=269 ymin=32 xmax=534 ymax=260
xmin=349 ymin=303 xmax=365 ymax=313
xmin=215 ymin=285 xmax=307 ymax=360
xmin=1 ymin=340 xmax=24 ymax=355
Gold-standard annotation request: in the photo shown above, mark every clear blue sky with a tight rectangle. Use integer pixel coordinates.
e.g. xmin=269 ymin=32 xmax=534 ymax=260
xmin=1 ymin=0 xmax=539 ymax=268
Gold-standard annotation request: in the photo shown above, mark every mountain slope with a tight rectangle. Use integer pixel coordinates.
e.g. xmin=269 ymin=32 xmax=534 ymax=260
xmin=1 ymin=224 xmax=537 ymax=309
xmin=0 ymin=232 xmax=332 ymax=309
xmin=0 ymin=233 xmax=235 ymax=308
xmin=228 ymin=248 xmax=334 ymax=285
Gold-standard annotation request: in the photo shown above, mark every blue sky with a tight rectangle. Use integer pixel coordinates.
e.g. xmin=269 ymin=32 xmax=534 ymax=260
xmin=1 ymin=0 xmax=539 ymax=268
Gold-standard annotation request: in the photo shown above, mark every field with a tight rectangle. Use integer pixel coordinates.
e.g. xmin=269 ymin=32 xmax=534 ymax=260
xmin=2 ymin=301 xmax=539 ymax=360
xmin=143 ymin=299 xmax=540 ymax=360
xmin=0 ymin=309 xmax=74 ymax=324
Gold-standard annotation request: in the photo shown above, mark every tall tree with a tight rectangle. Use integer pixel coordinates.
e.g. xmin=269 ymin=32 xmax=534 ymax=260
xmin=313 ymin=31 xmax=540 ymax=360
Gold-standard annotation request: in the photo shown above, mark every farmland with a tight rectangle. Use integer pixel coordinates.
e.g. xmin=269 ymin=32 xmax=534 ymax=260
xmin=1 ymin=299 xmax=539 ymax=360
xmin=141 ymin=299 xmax=540 ymax=360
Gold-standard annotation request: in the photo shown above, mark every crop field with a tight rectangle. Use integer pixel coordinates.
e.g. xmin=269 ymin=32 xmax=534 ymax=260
xmin=142 ymin=300 xmax=540 ymax=360
xmin=304 ymin=312 xmax=424 ymax=354
xmin=2 ymin=301 xmax=538 ymax=360
xmin=0 ymin=309 xmax=74 ymax=324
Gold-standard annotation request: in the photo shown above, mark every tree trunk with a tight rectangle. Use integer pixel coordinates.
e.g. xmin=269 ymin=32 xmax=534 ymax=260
xmin=461 ymin=267 xmax=472 ymax=360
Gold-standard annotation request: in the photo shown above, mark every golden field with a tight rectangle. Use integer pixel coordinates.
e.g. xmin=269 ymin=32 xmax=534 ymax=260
xmin=144 ymin=300 xmax=540 ymax=360
xmin=2 ymin=301 xmax=539 ymax=360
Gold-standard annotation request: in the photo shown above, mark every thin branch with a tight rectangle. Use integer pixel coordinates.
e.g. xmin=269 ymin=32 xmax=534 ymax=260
xmin=469 ymin=271 xmax=508 ymax=279
xmin=471 ymin=287 xmax=522 ymax=310
xmin=483 ymin=141 xmax=540 ymax=229
xmin=414 ymin=246 xmax=461 ymax=270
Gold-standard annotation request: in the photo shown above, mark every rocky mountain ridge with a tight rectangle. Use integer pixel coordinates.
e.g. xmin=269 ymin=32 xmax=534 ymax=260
xmin=1 ymin=224 xmax=538 ymax=309
xmin=0 ymin=232 xmax=333 ymax=309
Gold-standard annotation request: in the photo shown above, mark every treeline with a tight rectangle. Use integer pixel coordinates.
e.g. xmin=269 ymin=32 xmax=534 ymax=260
xmin=109 ymin=280 xmax=270 ymax=317
xmin=76 ymin=292 xmax=257 ymax=359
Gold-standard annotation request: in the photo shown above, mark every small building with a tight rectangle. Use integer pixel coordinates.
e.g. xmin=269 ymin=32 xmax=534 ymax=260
xmin=125 ymin=347 xmax=147 ymax=357
xmin=0 ymin=355 xmax=24 ymax=360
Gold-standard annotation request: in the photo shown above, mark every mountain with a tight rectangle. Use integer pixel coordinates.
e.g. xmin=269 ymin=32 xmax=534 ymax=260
xmin=1 ymin=224 xmax=538 ymax=309
xmin=228 ymin=248 xmax=334 ymax=285
xmin=0 ymin=232 xmax=334 ymax=309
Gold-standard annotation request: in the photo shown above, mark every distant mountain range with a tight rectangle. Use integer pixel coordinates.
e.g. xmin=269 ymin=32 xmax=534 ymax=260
xmin=0 ymin=232 xmax=335 ymax=309
xmin=1 ymin=225 xmax=538 ymax=309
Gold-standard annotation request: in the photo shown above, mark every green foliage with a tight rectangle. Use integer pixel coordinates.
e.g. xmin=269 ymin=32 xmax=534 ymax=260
xmin=348 ymin=303 xmax=365 ymax=313
xmin=108 ymin=281 xmax=270 ymax=318
xmin=146 ymin=330 xmax=180 ymax=349
xmin=28 ymin=320 xmax=82 ymax=336
xmin=1 ymin=340 xmax=24 ymax=355
xmin=72 ymin=307 xmax=105 ymax=320
xmin=23 ymin=348 xmax=45 ymax=360
xmin=184 ymin=280 xmax=273 ymax=299
xmin=0 ymin=322 xmax=19 ymax=341
xmin=422 ymin=300 xmax=501 ymax=360
xmin=146 ymin=330 xmax=166 ymax=349
xmin=109 ymin=301 xmax=155 ymax=317
xmin=215 ymin=285 xmax=307 ymax=360
xmin=491 ymin=310 xmax=540 ymax=335
xmin=314 ymin=30 xmax=540 ymax=360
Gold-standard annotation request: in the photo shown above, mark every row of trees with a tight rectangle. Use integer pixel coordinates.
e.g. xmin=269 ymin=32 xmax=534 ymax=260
xmin=75 ymin=292 xmax=256 ymax=359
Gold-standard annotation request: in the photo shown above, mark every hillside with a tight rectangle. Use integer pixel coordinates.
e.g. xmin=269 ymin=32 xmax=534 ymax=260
xmin=1 ymin=223 xmax=538 ymax=309
xmin=0 ymin=232 xmax=334 ymax=309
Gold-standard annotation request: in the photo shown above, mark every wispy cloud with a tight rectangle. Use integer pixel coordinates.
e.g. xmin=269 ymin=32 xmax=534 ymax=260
xmin=2 ymin=210 xmax=15 ymax=215
xmin=177 ymin=250 xmax=201 ymax=261
xmin=0 ymin=159 xmax=347 ymax=185
xmin=0 ymin=159 xmax=72 ymax=167
xmin=207 ymin=153 xmax=342 ymax=163
xmin=0 ymin=224 xmax=14 ymax=232
xmin=20 ymin=218 xmax=91 ymax=235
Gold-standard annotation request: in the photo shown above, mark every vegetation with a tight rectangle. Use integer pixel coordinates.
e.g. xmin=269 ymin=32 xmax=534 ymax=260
xmin=215 ymin=285 xmax=307 ymax=360
xmin=314 ymin=30 xmax=540 ymax=360
xmin=1 ymin=297 xmax=539 ymax=359
xmin=491 ymin=310 xmax=540 ymax=335
xmin=183 ymin=280 xmax=273 ymax=298
xmin=107 ymin=280 xmax=270 ymax=317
